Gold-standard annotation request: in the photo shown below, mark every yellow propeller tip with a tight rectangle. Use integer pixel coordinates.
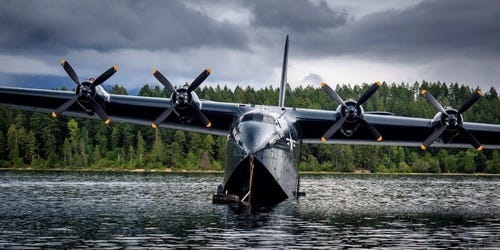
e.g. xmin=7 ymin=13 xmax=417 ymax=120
xmin=420 ymin=144 xmax=427 ymax=150
xmin=152 ymin=68 xmax=158 ymax=75
xmin=206 ymin=68 xmax=212 ymax=74
xmin=420 ymin=89 xmax=427 ymax=95
xmin=321 ymin=137 xmax=327 ymax=143
xmin=113 ymin=65 xmax=119 ymax=72
xmin=477 ymin=145 xmax=483 ymax=151
xmin=320 ymin=82 xmax=326 ymax=88
xmin=151 ymin=123 xmax=157 ymax=129
xmin=104 ymin=119 xmax=111 ymax=125
xmin=206 ymin=122 xmax=212 ymax=128
xmin=51 ymin=112 xmax=57 ymax=118
xmin=376 ymin=81 xmax=382 ymax=87
xmin=377 ymin=136 xmax=383 ymax=142
xmin=60 ymin=59 xmax=66 ymax=65
xmin=477 ymin=89 xmax=483 ymax=96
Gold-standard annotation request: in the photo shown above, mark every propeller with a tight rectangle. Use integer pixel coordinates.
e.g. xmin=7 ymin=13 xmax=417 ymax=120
xmin=320 ymin=81 xmax=383 ymax=142
xmin=420 ymin=89 xmax=483 ymax=151
xmin=52 ymin=60 xmax=118 ymax=124
xmin=151 ymin=68 xmax=212 ymax=129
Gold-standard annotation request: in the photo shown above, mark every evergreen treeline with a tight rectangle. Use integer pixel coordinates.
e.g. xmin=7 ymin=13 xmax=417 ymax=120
xmin=0 ymin=81 xmax=499 ymax=173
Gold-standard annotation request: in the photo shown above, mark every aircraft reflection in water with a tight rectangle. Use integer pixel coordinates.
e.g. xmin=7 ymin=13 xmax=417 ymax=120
xmin=0 ymin=36 xmax=499 ymax=206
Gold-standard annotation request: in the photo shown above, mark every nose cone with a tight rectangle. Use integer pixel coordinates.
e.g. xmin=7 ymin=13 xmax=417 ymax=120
xmin=237 ymin=121 xmax=275 ymax=154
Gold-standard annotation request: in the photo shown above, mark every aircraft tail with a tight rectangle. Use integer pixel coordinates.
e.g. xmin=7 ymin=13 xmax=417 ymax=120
xmin=278 ymin=35 xmax=289 ymax=108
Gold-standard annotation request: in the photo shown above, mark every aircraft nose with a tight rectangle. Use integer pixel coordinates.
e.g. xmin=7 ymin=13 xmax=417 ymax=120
xmin=237 ymin=122 xmax=275 ymax=154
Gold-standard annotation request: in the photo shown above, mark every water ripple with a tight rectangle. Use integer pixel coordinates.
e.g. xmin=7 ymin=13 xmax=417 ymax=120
xmin=0 ymin=171 xmax=498 ymax=248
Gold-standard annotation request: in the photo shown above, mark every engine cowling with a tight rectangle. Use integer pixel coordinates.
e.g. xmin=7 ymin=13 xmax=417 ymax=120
xmin=320 ymin=82 xmax=383 ymax=142
xmin=52 ymin=60 xmax=117 ymax=124
xmin=420 ymin=89 xmax=483 ymax=150
xmin=151 ymin=68 xmax=211 ymax=128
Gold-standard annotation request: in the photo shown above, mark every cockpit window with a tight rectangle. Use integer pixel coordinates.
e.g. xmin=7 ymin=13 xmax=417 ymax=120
xmin=241 ymin=113 xmax=275 ymax=124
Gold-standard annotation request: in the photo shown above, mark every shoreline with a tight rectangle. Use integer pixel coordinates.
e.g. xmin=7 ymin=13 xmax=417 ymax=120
xmin=0 ymin=168 xmax=498 ymax=176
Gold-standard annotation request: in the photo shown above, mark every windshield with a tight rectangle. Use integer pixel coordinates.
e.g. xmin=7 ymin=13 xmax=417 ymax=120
xmin=241 ymin=113 xmax=275 ymax=124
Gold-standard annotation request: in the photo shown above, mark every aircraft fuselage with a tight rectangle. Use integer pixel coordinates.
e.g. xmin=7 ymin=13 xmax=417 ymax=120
xmin=222 ymin=109 xmax=301 ymax=205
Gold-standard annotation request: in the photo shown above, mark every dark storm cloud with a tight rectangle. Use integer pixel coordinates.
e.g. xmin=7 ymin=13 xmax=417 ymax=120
xmin=249 ymin=0 xmax=348 ymax=32
xmin=0 ymin=0 xmax=248 ymax=53
xmin=293 ymin=0 xmax=500 ymax=61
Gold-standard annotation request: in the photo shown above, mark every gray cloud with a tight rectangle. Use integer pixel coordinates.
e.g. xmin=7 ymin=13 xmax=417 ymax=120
xmin=301 ymin=73 xmax=323 ymax=86
xmin=249 ymin=0 xmax=348 ymax=32
xmin=292 ymin=0 xmax=500 ymax=62
xmin=0 ymin=0 xmax=498 ymax=91
xmin=0 ymin=0 xmax=248 ymax=54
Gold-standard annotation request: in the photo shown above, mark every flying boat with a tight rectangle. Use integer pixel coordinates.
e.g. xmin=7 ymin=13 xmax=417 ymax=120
xmin=1 ymin=36 xmax=499 ymax=206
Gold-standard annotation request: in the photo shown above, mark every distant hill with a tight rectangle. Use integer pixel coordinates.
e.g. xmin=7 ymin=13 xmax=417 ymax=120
xmin=0 ymin=73 xmax=141 ymax=95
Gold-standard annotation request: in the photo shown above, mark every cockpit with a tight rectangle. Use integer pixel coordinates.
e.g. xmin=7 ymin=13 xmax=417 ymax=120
xmin=240 ymin=113 xmax=276 ymax=124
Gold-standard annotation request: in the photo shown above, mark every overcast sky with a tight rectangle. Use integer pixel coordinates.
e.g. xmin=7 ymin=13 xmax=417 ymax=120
xmin=0 ymin=0 xmax=499 ymax=93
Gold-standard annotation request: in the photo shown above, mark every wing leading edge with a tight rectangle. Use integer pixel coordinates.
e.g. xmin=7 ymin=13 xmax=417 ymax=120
xmin=294 ymin=108 xmax=500 ymax=149
xmin=1 ymin=86 xmax=500 ymax=149
xmin=0 ymin=86 xmax=240 ymax=136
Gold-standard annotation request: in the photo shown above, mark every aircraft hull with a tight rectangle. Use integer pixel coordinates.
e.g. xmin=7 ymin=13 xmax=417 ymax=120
xmin=223 ymin=139 xmax=300 ymax=205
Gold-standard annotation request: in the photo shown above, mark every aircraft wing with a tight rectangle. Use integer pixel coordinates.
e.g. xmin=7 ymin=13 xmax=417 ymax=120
xmin=294 ymin=108 xmax=500 ymax=149
xmin=0 ymin=86 xmax=241 ymax=136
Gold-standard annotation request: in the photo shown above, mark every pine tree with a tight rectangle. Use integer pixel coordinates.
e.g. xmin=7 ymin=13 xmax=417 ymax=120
xmin=485 ymin=151 xmax=500 ymax=174
xmin=7 ymin=125 xmax=19 ymax=165
xmin=136 ymin=130 xmax=146 ymax=167
xmin=0 ymin=130 xmax=6 ymax=161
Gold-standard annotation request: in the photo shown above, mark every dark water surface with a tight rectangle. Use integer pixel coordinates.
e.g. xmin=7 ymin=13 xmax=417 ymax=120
xmin=0 ymin=171 xmax=498 ymax=249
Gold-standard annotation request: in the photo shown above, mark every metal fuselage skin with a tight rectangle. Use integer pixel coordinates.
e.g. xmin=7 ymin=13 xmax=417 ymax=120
xmin=223 ymin=109 xmax=301 ymax=205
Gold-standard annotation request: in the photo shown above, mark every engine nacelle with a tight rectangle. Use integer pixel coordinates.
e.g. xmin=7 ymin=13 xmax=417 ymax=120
xmin=76 ymin=81 xmax=110 ymax=115
xmin=334 ymin=100 xmax=365 ymax=136
xmin=170 ymin=88 xmax=201 ymax=123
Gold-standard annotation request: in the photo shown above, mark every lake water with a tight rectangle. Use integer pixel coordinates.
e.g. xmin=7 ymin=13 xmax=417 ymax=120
xmin=0 ymin=171 xmax=498 ymax=249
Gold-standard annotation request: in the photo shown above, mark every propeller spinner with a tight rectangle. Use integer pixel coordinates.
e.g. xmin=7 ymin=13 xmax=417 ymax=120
xmin=151 ymin=68 xmax=212 ymax=129
xmin=420 ymin=89 xmax=483 ymax=151
xmin=52 ymin=60 xmax=117 ymax=124
xmin=320 ymin=81 xmax=383 ymax=142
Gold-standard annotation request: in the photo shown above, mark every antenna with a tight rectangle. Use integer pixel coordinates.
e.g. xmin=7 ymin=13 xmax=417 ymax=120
xmin=278 ymin=35 xmax=289 ymax=108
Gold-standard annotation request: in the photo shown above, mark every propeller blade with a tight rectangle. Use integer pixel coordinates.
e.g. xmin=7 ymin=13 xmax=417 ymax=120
xmin=321 ymin=116 xmax=347 ymax=142
xmin=152 ymin=107 xmax=174 ymax=129
xmin=458 ymin=90 xmax=482 ymax=114
xmin=320 ymin=82 xmax=346 ymax=106
xmin=420 ymin=125 xmax=448 ymax=150
xmin=193 ymin=107 xmax=212 ymax=128
xmin=460 ymin=127 xmax=483 ymax=151
xmin=357 ymin=81 xmax=381 ymax=106
xmin=359 ymin=118 xmax=383 ymax=142
xmin=93 ymin=66 xmax=118 ymax=87
xmin=152 ymin=69 xmax=176 ymax=93
xmin=187 ymin=68 xmax=211 ymax=93
xmin=52 ymin=95 xmax=80 ymax=117
xmin=89 ymin=98 xmax=110 ymax=124
xmin=421 ymin=90 xmax=448 ymax=115
xmin=60 ymin=59 xmax=80 ymax=86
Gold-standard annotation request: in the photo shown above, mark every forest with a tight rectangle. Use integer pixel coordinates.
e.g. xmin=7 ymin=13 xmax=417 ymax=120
xmin=0 ymin=81 xmax=499 ymax=173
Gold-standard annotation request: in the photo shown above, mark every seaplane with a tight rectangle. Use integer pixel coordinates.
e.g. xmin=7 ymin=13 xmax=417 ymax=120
xmin=1 ymin=36 xmax=499 ymax=206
